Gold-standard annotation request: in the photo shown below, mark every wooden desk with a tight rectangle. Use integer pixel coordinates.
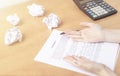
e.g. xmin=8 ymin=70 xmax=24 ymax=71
xmin=0 ymin=0 xmax=120 ymax=76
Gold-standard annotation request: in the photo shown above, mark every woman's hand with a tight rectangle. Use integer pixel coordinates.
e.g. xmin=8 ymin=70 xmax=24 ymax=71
xmin=64 ymin=56 xmax=117 ymax=76
xmin=64 ymin=22 xmax=105 ymax=42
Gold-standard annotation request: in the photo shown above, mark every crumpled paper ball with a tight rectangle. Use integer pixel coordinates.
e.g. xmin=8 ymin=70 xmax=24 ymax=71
xmin=6 ymin=14 xmax=20 ymax=26
xmin=5 ymin=27 xmax=22 ymax=45
xmin=42 ymin=13 xmax=61 ymax=30
xmin=27 ymin=3 xmax=45 ymax=16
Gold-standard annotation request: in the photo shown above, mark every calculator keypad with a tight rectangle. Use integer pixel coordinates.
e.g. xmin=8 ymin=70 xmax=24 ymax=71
xmin=84 ymin=1 xmax=109 ymax=17
xmin=90 ymin=6 xmax=108 ymax=17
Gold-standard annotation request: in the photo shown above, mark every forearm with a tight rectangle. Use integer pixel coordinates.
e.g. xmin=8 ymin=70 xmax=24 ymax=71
xmin=104 ymin=29 xmax=120 ymax=43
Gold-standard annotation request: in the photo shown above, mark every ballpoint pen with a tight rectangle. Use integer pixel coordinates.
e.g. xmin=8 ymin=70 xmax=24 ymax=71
xmin=60 ymin=32 xmax=65 ymax=35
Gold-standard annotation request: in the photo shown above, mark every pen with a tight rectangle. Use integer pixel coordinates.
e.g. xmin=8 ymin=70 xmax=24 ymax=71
xmin=60 ymin=32 xmax=65 ymax=35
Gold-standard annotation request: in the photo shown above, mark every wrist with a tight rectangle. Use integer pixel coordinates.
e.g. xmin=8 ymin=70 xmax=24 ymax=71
xmin=104 ymin=29 xmax=116 ymax=42
xmin=97 ymin=69 xmax=110 ymax=76
xmin=94 ymin=64 xmax=107 ymax=76
xmin=103 ymin=29 xmax=118 ymax=43
xmin=96 ymin=64 xmax=117 ymax=76
xmin=103 ymin=29 xmax=110 ymax=42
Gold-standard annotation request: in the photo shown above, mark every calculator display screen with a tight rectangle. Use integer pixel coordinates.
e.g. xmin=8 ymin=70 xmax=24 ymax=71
xmin=79 ymin=0 xmax=92 ymax=4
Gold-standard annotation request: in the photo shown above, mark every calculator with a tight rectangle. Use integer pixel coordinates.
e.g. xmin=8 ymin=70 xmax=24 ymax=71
xmin=73 ymin=0 xmax=117 ymax=20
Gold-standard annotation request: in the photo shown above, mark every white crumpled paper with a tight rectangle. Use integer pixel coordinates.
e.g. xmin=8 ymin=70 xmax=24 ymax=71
xmin=42 ymin=13 xmax=61 ymax=30
xmin=6 ymin=14 xmax=20 ymax=26
xmin=5 ymin=27 xmax=22 ymax=45
xmin=27 ymin=3 xmax=45 ymax=16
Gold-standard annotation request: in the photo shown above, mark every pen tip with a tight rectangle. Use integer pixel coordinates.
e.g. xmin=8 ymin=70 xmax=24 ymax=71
xmin=60 ymin=32 xmax=65 ymax=35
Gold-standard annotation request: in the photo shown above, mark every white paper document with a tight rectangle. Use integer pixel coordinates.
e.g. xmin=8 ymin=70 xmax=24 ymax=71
xmin=34 ymin=30 xmax=119 ymax=76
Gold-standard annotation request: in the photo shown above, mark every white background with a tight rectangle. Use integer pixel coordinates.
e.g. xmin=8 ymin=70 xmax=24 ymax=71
xmin=0 ymin=0 xmax=29 ymax=8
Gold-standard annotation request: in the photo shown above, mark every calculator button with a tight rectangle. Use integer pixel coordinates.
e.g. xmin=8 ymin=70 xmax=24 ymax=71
xmin=93 ymin=15 xmax=97 ymax=18
xmin=86 ymin=4 xmax=90 ymax=7
xmin=84 ymin=7 xmax=88 ymax=10
xmin=90 ymin=6 xmax=108 ymax=16
xmin=102 ymin=6 xmax=107 ymax=9
xmin=94 ymin=4 xmax=98 ymax=7
xmin=85 ymin=9 xmax=91 ymax=12
xmin=111 ymin=8 xmax=116 ymax=11
xmin=106 ymin=9 xmax=111 ymax=12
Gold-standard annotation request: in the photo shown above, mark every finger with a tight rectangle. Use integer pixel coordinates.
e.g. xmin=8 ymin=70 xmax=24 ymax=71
xmin=72 ymin=55 xmax=82 ymax=61
xmin=65 ymin=30 xmax=81 ymax=35
xmin=64 ymin=56 xmax=102 ymax=74
xmin=67 ymin=34 xmax=83 ymax=39
xmin=64 ymin=56 xmax=85 ymax=67
xmin=72 ymin=56 xmax=90 ymax=63
xmin=80 ymin=22 xmax=98 ymax=28
xmin=67 ymin=56 xmax=89 ymax=66
xmin=72 ymin=56 xmax=97 ymax=71
xmin=71 ymin=56 xmax=94 ymax=70
xmin=71 ymin=56 xmax=96 ymax=67
xmin=64 ymin=56 xmax=93 ymax=71
xmin=65 ymin=31 xmax=83 ymax=39
xmin=64 ymin=56 xmax=80 ymax=66
xmin=64 ymin=56 xmax=78 ymax=62
xmin=78 ymin=56 xmax=94 ymax=63
xmin=73 ymin=39 xmax=90 ymax=42
xmin=72 ymin=37 xmax=98 ymax=43
xmin=72 ymin=39 xmax=85 ymax=42
xmin=72 ymin=38 xmax=88 ymax=42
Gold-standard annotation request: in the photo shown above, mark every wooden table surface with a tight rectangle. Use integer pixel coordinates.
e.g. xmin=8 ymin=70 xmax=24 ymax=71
xmin=0 ymin=0 xmax=120 ymax=76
